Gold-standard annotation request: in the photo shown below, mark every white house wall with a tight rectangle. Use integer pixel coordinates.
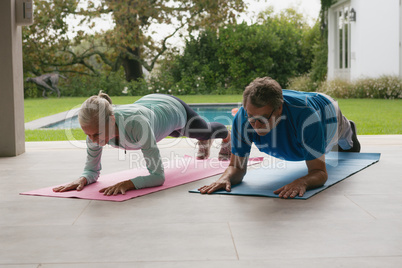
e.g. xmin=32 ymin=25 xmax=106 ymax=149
xmin=328 ymin=0 xmax=400 ymax=80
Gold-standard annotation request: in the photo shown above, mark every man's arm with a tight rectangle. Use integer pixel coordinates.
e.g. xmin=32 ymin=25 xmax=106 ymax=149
xmin=198 ymin=153 xmax=248 ymax=194
xmin=273 ymin=155 xmax=328 ymax=198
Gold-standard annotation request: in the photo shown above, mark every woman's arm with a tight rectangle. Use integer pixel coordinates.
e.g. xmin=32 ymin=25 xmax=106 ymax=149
xmin=99 ymin=145 xmax=165 ymax=196
xmin=53 ymin=137 xmax=102 ymax=193
xmin=100 ymin=119 xmax=165 ymax=196
xmin=130 ymin=145 xmax=165 ymax=189
xmin=80 ymin=136 xmax=103 ymax=184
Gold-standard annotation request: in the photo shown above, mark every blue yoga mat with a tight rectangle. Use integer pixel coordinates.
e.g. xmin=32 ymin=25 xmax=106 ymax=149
xmin=189 ymin=152 xmax=381 ymax=199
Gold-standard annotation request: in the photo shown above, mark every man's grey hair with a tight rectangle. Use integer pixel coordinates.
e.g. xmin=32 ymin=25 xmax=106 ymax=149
xmin=243 ymin=77 xmax=284 ymax=109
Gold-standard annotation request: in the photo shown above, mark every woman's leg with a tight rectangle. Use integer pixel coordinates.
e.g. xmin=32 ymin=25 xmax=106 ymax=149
xmin=167 ymin=95 xmax=228 ymax=140
xmin=167 ymin=95 xmax=231 ymax=159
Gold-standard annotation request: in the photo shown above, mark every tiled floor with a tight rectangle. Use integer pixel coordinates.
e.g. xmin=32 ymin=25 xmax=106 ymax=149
xmin=1 ymin=136 xmax=401 ymax=267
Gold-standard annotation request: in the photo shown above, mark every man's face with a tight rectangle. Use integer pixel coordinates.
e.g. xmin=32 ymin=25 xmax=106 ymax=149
xmin=245 ymin=99 xmax=281 ymax=136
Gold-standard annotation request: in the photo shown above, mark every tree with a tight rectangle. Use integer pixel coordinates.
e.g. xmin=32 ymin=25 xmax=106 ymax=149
xmin=236 ymin=7 xmax=315 ymax=87
xmin=23 ymin=0 xmax=79 ymax=76
xmin=217 ymin=22 xmax=281 ymax=89
xmin=162 ymin=7 xmax=317 ymax=93
xmin=100 ymin=0 xmax=246 ymax=81
xmin=162 ymin=29 xmax=224 ymax=94
xmin=309 ymin=0 xmax=338 ymax=82
xmin=23 ymin=0 xmax=246 ymax=81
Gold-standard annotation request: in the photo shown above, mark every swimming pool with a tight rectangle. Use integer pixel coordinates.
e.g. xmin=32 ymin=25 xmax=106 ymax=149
xmin=43 ymin=104 xmax=241 ymax=129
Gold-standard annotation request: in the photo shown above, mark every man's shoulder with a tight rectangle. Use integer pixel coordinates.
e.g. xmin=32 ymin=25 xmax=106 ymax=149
xmin=283 ymin=90 xmax=309 ymax=105
xmin=283 ymin=90 xmax=323 ymax=112
xmin=282 ymin=92 xmax=320 ymax=127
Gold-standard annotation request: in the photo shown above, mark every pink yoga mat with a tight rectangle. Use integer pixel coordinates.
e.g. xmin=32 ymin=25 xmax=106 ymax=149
xmin=20 ymin=156 xmax=263 ymax=202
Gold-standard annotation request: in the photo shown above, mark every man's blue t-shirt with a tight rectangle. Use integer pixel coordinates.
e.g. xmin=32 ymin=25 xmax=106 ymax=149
xmin=231 ymin=90 xmax=338 ymax=161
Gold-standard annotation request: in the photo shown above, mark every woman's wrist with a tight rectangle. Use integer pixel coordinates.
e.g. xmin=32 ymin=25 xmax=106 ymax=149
xmin=79 ymin=177 xmax=88 ymax=185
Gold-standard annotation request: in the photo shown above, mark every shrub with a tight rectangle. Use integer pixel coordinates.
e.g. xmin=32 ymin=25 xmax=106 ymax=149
xmin=319 ymin=79 xmax=354 ymax=98
xmin=287 ymin=74 xmax=320 ymax=92
xmin=24 ymin=82 xmax=41 ymax=98
xmin=309 ymin=31 xmax=328 ymax=83
xmin=353 ymin=76 xmax=402 ymax=99
xmin=126 ymin=78 xmax=150 ymax=96
xmin=156 ymin=8 xmax=317 ymax=95
xmin=291 ymin=75 xmax=402 ymax=99
xmin=57 ymin=70 xmax=132 ymax=97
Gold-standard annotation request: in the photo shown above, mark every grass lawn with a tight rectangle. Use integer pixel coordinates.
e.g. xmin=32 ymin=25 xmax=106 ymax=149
xmin=24 ymin=96 xmax=402 ymax=141
xmin=25 ymin=128 xmax=87 ymax=141
xmin=24 ymin=95 xmax=243 ymax=122
xmin=338 ymin=99 xmax=402 ymax=135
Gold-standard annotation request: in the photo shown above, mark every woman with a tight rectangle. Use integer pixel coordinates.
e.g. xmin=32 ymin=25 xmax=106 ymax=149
xmin=53 ymin=92 xmax=231 ymax=196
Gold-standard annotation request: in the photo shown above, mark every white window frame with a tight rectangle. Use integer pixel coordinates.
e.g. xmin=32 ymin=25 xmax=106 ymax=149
xmin=400 ymin=0 xmax=402 ymax=79
xmin=334 ymin=3 xmax=352 ymax=80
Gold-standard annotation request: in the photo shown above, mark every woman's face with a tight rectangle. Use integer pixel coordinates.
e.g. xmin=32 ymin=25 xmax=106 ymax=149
xmin=81 ymin=116 xmax=116 ymax=146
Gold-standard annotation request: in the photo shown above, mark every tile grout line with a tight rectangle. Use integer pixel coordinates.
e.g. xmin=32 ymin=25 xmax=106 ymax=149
xmin=344 ymin=194 xmax=377 ymax=220
xmin=72 ymin=201 xmax=92 ymax=225
xmin=4 ymin=256 xmax=402 ymax=266
xmin=227 ymin=222 xmax=240 ymax=260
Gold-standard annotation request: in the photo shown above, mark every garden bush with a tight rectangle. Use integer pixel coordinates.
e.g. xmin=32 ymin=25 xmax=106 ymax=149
xmin=24 ymin=82 xmax=42 ymax=98
xmin=287 ymin=74 xmax=319 ymax=92
xmin=156 ymin=8 xmax=317 ymax=95
xmin=352 ymin=76 xmax=402 ymax=99
xmin=59 ymin=71 xmax=128 ymax=97
xmin=24 ymin=69 xmax=151 ymax=98
xmin=288 ymin=75 xmax=402 ymax=99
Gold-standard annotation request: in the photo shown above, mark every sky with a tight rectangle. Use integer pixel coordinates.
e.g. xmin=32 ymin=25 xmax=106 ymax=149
xmin=68 ymin=0 xmax=321 ymax=43
xmin=242 ymin=0 xmax=321 ymax=24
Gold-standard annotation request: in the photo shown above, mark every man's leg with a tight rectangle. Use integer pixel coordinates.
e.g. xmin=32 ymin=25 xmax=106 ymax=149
xmin=338 ymin=120 xmax=361 ymax=152
xmin=321 ymin=93 xmax=361 ymax=153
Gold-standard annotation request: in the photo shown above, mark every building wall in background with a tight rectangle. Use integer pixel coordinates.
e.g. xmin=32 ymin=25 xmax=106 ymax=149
xmin=328 ymin=0 xmax=400 ymax=81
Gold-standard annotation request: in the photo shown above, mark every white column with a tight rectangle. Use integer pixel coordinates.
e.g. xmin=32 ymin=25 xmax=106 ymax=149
xmin=0 ymin=0 xmax=25 ymax=157
xmin=400 ymin=0 xmax=402 ymax=78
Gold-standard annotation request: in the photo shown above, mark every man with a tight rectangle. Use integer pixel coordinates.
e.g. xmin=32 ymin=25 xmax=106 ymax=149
xmin=198 ymin=77 xmax=360 ymax=198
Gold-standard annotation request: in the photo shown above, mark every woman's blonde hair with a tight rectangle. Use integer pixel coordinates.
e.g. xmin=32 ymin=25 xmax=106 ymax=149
xmin=78 ymin=91 xmax=113 ymax=127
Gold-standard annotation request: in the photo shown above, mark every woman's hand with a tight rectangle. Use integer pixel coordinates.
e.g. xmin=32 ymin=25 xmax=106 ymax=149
xmin=99 ymin=180 xmax=136 ymax=196
xmin=53 ymin=177 xmax=88 ymax=192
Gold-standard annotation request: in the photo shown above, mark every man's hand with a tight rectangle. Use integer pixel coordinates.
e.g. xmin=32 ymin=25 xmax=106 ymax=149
xmin=198 ymin=178 xmax=232 ymax=194
xmin=99 ymin=180 xmax=136 ymax=196
xmin=273 ymin=178 xmax=307 ymax=199
xmin=274 ymin=156 xmax=328 ymax=199
xmin=53 ymin=177 xmax=87 ymax=192
xmin=198 ymin=154 xmax=247 ymax=194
